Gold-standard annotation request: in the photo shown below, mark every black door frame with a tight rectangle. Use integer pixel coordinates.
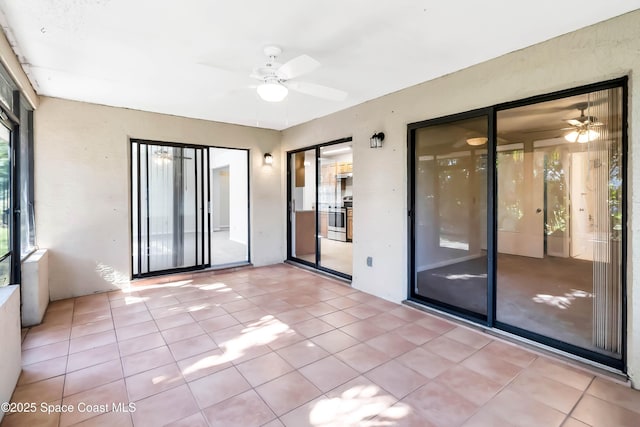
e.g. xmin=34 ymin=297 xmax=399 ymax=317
xmin=407 ymin=107 xmax=493 ymax=324
xmin=130 ymin=140 xmax=252 ymax=279
xmin=407 ymin=77 xmax=628 ymax=370
xmin=286 ymin=137 xmax=353 ymax=280
xmin=0 ymin=103 xmax=18 ymax=285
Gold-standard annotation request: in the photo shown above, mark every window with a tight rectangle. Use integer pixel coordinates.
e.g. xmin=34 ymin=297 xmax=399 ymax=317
xmin=0 ymin=64 xmax=36 ymax=286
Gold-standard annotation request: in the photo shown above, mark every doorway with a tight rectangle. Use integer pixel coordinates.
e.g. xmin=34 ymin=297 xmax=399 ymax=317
xmin=131 ymin=140 xmax=249 ymax=278
xmin=287 ymin=138 xmax=353 ymax=278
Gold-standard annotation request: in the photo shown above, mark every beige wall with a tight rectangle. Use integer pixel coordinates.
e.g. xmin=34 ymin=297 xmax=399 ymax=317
xmin=35 ymin=97 xmax=283 ymax=300
xmin=281 ymin=11 xmax=640 ymax=385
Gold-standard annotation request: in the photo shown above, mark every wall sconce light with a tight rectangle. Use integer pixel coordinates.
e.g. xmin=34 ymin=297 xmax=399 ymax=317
xmin=264 ymin=153 xmax=273 ymax=165
xmin=370 ymin=132 xmax=385 ymax=148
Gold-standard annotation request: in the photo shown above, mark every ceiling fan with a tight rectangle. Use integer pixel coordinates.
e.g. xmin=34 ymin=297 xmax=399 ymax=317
xmin=563 ymin=102 xmax=603 ymax=143
xmin=517 ymin=102 xmax=604 ymax=143
xmin=250 ymin=46 xmax=347 ymax=103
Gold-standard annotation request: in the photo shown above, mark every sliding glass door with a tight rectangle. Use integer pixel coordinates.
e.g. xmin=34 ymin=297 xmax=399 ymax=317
xmin=409 ymin=79 xmax=626 ymax=367
xmin=132 ymin=141 xmax=250 ymax=278
xmin=412 ymin=114 xmax=489 ymax=319
xmin=287 ymin=138 xmax=353 ymax=278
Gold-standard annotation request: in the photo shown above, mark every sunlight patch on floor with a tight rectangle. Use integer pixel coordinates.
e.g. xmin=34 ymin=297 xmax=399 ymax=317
xmin=533 ymin=289 xmax=593 ymax=309
xmin=307 ymin=385 xmax=408 ymax=426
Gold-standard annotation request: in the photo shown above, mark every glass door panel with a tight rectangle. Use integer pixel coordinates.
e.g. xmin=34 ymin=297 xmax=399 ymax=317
xmin=413 ymin=116 xmax=488 ymax=316
xmin=132 ymin=141 xmax=208 ymax=277
xmin=319 ymin=142 xmax=353 ymax=275
xmin=289 ymin=149 xmax=317 ymax=264
xmin=0 ymin=124 xmax=10 ymax=285
xmin=496 ymin=87 xmax=623 ymax=359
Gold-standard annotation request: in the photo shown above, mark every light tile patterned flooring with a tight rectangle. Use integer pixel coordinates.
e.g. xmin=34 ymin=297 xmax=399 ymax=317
xmin=3 ymin=264 xmax=640 ymax=427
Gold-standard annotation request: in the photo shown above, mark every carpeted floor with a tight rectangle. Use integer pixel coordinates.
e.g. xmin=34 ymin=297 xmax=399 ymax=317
xmin=416 ymin=253 xmax=617 ymax=357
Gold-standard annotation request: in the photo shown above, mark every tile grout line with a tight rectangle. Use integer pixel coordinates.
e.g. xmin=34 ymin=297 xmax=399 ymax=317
xmin=64 ymin=296 xmax=123 ymax=427
xmin=111 ymin=293 xmax=136 ymax=427
xmin=564 ymin=375 xmax=596 ymax=426
xmin=58 ymin=297 xmax=76 ymax=427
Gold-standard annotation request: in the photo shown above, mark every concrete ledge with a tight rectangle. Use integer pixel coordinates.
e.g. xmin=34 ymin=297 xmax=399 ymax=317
xmin=21 ymin=249 xmax=49 ymax=327
xmin=0 ymin=285 xmax=21 ymax=422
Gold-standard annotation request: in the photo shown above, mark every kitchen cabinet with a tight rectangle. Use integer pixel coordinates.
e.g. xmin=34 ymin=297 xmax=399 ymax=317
xmin=346 ymin=208 xmax=353 ymax=241
xmin=295 ymin=211 xmax=315 ymax=255
xmin=337 ymin=162 xmax=352 ymax=174
xmin=295 ymin=152 xmax=305 ymax=187
xmin=319 ymin=211 xmax=328 ymax=237
xmin=321 ymin=163 xmax=336 ymax=186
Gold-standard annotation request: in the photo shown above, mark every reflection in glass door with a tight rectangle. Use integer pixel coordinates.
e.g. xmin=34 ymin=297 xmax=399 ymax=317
xmin=412 ymin=116 xmax=488 ymax=317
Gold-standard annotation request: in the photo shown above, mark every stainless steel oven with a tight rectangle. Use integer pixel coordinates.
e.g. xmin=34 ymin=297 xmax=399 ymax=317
xmin=328 ymin=207 xmax=347 ymax=241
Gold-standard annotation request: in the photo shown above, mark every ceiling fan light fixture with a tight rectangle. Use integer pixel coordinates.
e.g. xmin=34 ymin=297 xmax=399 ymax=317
xmin=564 ymin=129 xmax=599 ymax=143
xmin=466 ymin=137 xmax=488 ymax=146
xmin=257 ymin=82 xmax=288 ymax=102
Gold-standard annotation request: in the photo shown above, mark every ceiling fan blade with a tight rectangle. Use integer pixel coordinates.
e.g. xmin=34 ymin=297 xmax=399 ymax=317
xmin=288 ymin=81 xmax=347 ymax=101
xmin=278 ymin=55 xmax=320 ymax=80
xmin=566 ymin=119 xmax=583 ymax=127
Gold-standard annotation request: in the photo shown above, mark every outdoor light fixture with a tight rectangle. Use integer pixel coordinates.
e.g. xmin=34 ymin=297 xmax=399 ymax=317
xmin=466 ymin=137 xmax=488 ymax=146
xmin=257 ymin=81 xmax=288 ymax=102
xmin=370 ymin=132 xmax=385 ymax=148
xmin=264 ymin=153 xmax=273 ymax=165
xmin=564 ymin=129 xmax=599 ymax=143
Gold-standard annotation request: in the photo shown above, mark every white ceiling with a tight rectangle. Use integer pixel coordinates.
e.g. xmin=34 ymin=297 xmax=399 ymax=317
xmin=0 ymin=1 xmax=638 ymax=130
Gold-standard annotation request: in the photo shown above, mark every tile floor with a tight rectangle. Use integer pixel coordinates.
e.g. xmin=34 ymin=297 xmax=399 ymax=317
xmin=3 ymin=264 xmax=640 ymax=427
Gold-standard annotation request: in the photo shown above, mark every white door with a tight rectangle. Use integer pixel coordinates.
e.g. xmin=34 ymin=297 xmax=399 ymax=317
xmin=497 ymin=146 xmax=545 ymax=258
